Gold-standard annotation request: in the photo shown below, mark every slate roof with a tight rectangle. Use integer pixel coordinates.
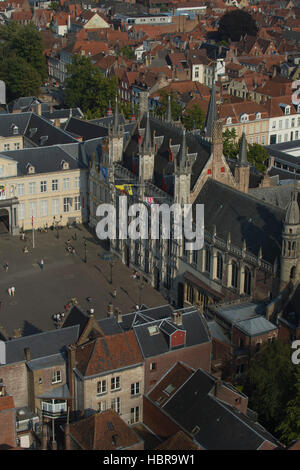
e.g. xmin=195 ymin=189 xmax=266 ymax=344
xmin=210 ymin=302 xmax=265 ymax=327
xmin=64 ymin=117 xmax=108 ymax=141
xmin=4 ymin=325 xmax=79 ymax=364
xmin=37 ymin=383 xmax=71 ymax=400
xmin=160 ymin=369 xmax=280 ymax=450
xmin=195 ymin=179 xmax=285 ymax=263
xmin=27 ymin=352 xmax=66 ymax=371
xmin=234 ymin=316 xmax=277 ymax=337
xmin=123 ymin=114 xmax=211 ymax=195
xmin=134 ymin=309 xmax=210 ymax=359
xmin=0 ymin=112 xmax=77 ymax=146
xmin=249 ymin=184 xmax=300 ymax=210
xmin=0 ymin=145 xmax=82 ymax=176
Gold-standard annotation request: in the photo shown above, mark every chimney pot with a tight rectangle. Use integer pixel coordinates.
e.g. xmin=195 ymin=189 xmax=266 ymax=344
xmin=24 ymin=347 xmax=31 ymax=362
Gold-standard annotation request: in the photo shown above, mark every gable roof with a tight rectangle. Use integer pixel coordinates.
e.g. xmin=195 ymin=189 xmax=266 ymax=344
xmin=75 ymin=330 xmax=143 ymax=377
xmin=68 ymin=409 xmax=142 ymax=450
xmin=155 ymin=368 xmax=280 ymax=450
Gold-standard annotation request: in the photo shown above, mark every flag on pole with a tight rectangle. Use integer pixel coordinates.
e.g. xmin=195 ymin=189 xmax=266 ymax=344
xmin=144 ymin=197 xmax=154 ymax=205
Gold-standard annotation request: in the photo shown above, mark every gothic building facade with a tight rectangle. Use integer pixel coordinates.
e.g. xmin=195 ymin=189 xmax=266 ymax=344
xmin=88 ymin=88 xmax=298 ymax=311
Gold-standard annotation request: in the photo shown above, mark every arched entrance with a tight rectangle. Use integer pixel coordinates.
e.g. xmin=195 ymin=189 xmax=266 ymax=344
xmin=0 ymin=208 xmax=9 ymax=234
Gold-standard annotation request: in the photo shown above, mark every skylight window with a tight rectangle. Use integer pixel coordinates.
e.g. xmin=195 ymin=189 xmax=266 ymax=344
xmin=148 ymin=325 xmax=159 ymax=336
xmin=164 ymin=384 xmax=175 ymax=396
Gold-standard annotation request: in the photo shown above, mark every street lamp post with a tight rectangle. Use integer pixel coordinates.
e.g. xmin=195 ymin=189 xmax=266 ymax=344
xmin=84 ymin=240 xmax=87 ymax=263
xmin=110 ymin=261 xmax=114 ymax=284
xmin=138 ymin=279 xmax=145 ymax=308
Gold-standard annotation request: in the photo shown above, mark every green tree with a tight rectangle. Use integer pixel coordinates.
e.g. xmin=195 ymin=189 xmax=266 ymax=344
xmin=277 ymin=368 xmax=300 ymax=445
xmin=182 ymin=104 xmax=205 ymax=131
xmin=0 ymin=22 xmax=47 ymax=83
xmin=156 ymin=91 xmax=183 ymax=121
xmin=64 ymin=55 xmax=117 ymax=117
xmin=247 ymin=143 xmax=268 ymax=173
xmin=48 ymin=1 xmax=59 ymax=10
xmin=0 ymin=55 xmax=42 ymax=101
xmin=243 ymin=341 xmax=297 ymax=435
xmin=222 ymin=128 xmax=239 ymax=159
xmin=120 ymin=46 xmax=135 ymax=60
xmin=218 ymin=10 xmax=258 ymax=42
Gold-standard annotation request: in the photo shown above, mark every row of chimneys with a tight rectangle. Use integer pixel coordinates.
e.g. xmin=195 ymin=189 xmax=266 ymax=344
xmin=107 ymin=303 xmax=122 ymax=323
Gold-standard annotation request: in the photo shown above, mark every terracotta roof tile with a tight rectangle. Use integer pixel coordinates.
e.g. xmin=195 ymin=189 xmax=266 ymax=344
xmin=68 ymin=410 xmax=142 ymax=450
xmin=75 ymin=330 xmax=143 ymax=377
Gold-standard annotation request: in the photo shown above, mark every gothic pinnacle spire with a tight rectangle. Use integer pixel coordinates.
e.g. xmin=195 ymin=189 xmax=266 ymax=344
xmin=203 ymin=81 xmax=217 ymax=139
xmin=238 ymin=131 xmax=249 ymax=167
xmin=113 ymin=96 xmax=119 ymax=133
xmin=166 ymin=94 xmax=172 ymax=123
xmin=142 ymin=112 xmax=152 ymax=154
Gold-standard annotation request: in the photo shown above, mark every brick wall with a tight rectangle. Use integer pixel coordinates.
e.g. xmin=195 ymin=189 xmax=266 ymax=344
xmin=0 ymin=407 xmax=16 ymax=447
xmin=143 ymin=396 xmax=180 ymax=440
xmin=0 ymin=362 xmax=28 ymax=408
xmin=144 ymin=342 xmax=210 ymax=393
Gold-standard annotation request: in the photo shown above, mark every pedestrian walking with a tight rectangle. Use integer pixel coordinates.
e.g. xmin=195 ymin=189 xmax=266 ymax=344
xmin=8 ymin=287 xmax=11 ymax=296
xmin=11 ymin=286 xmax=15 ymax=296
xmin=40 ymin=259 xmax=44 ymax=270
xmin=4 ymin=262 xmax=8 ymax=272
xmin=113 ymin=288 xmax=117 ymax=298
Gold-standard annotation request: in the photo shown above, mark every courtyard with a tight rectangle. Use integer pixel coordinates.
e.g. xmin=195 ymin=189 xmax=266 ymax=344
xmin=0 ymin=224 xmax=167 ymax=337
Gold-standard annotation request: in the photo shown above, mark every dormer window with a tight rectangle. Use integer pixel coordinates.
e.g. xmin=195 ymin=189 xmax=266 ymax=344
xmin=240 ymin=114 xmax=249 ymax=123
xmin=285 ymin=106 xmax=290 ymax=115
xmin=61 ymin=160 xmax=69 ymax=170
xmin=27 ymin=163 xmax=35 ymax=174
xmin=11 ymin=124 xmax=18 ymax=135
xmin=40 ymin=136 xmax=48 ymax=146
xmin=297 ymin=104 xmax=300 ymax=114
xmin=226 ymin=117 xmax=232 ymax=125
xmin=256 ymin=112 xmax=261 ymax=120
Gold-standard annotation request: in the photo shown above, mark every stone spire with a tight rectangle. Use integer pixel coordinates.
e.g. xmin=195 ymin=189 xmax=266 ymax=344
xmin=177 ymin=129 xmax=187 ymax=169
xmin=113 ymin=96 xmax=119 ymax=134
xmin=237 ymin=131 xmax=249 ymax=167
xmin=203 ymin=81 xmax=217 ymax=139
xmin=142 ymin=112 xmax=152 ymax=154
xmin=166 ymin=94 xmax=172 ymax=123
xmin=285 ymin=189 xmax=300 ymax=225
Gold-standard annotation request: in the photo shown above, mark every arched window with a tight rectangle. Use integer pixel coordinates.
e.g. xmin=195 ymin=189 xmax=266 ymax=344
xmin=244 ymin=267 xmax=251 ymax=295
xmin=231 ymin=261 xmax=238 ymax=289
xmin=205 ymin=248 xmax=211 ymax=273
xmin=216 ymin=252 xmax=223 ymax=280
xmin=290 ymin=266 xmax=296 ymax=279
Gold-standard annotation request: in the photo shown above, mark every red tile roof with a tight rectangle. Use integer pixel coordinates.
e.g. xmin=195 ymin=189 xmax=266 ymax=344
xmin=68 ymin=410 xmax=142 ymax=450
xmin=75 ymin=330 xmax=143 ymax=377
xmin=0 ymin=396 xmax=15 ymax=411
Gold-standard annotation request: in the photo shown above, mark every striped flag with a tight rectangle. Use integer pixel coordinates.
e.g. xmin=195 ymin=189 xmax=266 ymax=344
xmin=144 ymin=197 xmax=154 ymax=205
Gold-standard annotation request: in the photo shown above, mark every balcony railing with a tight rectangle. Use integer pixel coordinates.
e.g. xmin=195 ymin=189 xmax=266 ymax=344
xmin=41 ymin=401 xmax=67 ymax=417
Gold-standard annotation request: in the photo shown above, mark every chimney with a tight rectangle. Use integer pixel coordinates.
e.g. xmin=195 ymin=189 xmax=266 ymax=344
xmin=67 ymin=14 xmax=71 ymax=31
xmin=24 ymin=347 xmax=30 ymax=362
xmin=54 ymin=118 xmax=60 ymax=128
xmin=37 ymin=102 xmax=42 ymax=116
xmin=107 ymin=302 xmax=114 ymax=318
xmin=115 ymin=308 xmax=122 ymax=323
xmin=171 ymin=311 xmax=182 ymax=326
xmin=49 ymin=103 xmax=53 ymax=113
xmin=13 ymin=328 xmax=22 ymax=338
xmin=272 ymin=66 xmax=277 ymax=78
